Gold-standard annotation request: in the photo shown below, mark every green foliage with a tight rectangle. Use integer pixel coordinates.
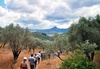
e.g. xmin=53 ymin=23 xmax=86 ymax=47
xmin=42 ymin=40 xmax=55 ymax=53
xmin=59 ymin=50 xmax=99 ymax=69
xmin=95 ymin=50 xmax=100 ymax=55
xmin=0 ymin=27 xmax=4 ymax=43
xmin=68 ymin=15 xmax=100 ymax=50
xmin=0 ymin=24 xmax=36 ymax=62
xmin=32 ymin=32 xmax=53 ymax=41
xmin=81 ymin=40 xmax=97 ymax=53
xmin=59 ymin=58 xmax=98 ymax=69
xmin=53 ymin=33 xmax=70 ymax=51
xmin=3 ymin=24 xmax=28 ymax=49
xmin=28 ymin=37 xmax=42 ymax=50
xmin=70 ymin=49 xmax=84 ymax=58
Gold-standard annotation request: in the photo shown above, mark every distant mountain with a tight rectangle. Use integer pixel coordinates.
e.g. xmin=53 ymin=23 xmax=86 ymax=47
xmin=30 ymin=26 xmax=69 ymax=35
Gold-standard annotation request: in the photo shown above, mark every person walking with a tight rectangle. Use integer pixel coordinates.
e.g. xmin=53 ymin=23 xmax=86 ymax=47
xmin=34 ymin=54 xmax=38 ymax=68
xmin=37 ymin=51 xmax=41 ymax=64
xmin=41 ymin=50 xmax=46 ymax=61
xmin=28 ymin=54 xmax=35 ymax=69
xmin=56 ymin=51 xmax=64 ymax=61
xmin=20 ymin=57 xmax=28 ymax=69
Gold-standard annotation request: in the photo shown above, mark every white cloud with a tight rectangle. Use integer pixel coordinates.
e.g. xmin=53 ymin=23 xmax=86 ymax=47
xmin=0 ymin=6 xmax=7 ymax=16
xmin=74 ymin=5 xmax=100 ymax=17
xmin=0 ymin=6 xmax=20 ymax=27
xmin=0 ymin=0 xmax=100 ymax=29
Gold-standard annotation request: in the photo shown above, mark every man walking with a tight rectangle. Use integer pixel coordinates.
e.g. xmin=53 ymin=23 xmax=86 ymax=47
xmin=28 ymin=54 xmax=35 ymax=69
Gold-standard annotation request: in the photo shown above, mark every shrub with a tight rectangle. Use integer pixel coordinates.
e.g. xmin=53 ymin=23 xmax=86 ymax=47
xmin=59 ymin=49 xmax=99 ymax=69
xmin=95 ymin=50 xmax=100 ymax=55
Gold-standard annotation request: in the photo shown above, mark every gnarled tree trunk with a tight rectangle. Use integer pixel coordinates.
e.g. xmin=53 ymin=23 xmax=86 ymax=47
xmin=11 ymin=50 xmax=21 ymax=69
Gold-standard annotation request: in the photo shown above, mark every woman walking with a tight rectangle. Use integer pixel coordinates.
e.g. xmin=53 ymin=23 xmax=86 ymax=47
xmin=20 ymin=57 xmax=28 ymax=69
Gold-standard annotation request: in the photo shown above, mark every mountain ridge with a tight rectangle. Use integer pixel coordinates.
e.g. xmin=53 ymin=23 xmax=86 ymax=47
xmin=30 ymin=26 xmax=69 ymax=35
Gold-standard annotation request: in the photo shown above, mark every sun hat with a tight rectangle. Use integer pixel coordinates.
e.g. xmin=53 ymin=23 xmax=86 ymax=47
xmin=23 ymin=57 xmax=27 ymax=60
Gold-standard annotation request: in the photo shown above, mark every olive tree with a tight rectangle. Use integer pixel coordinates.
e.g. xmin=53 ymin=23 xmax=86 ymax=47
xmin=67 ymin=15 xmax=100 ymax=60
xmin=1 ymin=24 xmax=32 ymax=69
xmin=53 ymin=33 xmax=70 ymax=52
xmin=0 ymin=27 xmax=7 ymax=47
xmin=27 ymin=37 xmax=41 ymax=53
xmin=80 ymin=40 xmax=97 ymax=60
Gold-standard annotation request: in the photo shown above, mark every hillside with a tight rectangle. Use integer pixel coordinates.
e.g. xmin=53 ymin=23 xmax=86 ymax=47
xmin=32 ymin=32 xmax=54 ymax=41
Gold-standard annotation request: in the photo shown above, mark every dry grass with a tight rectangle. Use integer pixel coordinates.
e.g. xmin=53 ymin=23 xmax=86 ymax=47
xmin=0 ymin=48 xmax=68 ymax=69
xmin=1 ymin=48 xmax=100 ymax=69
xmin=36 ymin=55 xmax=67 ymax=69
xmin=0 ymin=48 xmax=13 ymax=69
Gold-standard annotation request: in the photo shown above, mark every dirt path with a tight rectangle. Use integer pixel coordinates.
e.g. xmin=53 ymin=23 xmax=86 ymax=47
xmin=15 ymin=53 xmax=68 ymax=69
xmin=36 ymin=55 xmax=68 ymax=69
xmin=0 ymin=48 xmax=68 ymax=69
xmin=15 ymin=50 xmax=68 ymax=69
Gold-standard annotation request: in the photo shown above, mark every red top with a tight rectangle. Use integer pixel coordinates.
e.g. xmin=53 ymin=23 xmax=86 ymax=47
xmin=20 ymin=62 xmax=28 ymax=69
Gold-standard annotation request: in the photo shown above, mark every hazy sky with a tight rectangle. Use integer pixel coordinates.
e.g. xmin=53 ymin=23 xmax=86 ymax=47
xmin=0 ymin=0 xmax=100 ymax=29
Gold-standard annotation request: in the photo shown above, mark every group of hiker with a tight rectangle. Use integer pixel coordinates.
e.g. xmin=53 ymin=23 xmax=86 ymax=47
xmin=20 ymin=51 xmax=41 ymax=69
xmin=20 ymin=50 xmax=62 ymax=69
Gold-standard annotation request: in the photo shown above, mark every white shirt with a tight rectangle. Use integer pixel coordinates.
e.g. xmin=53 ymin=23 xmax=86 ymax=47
xmin=37 ymin=53 xmax=41 ymax=58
